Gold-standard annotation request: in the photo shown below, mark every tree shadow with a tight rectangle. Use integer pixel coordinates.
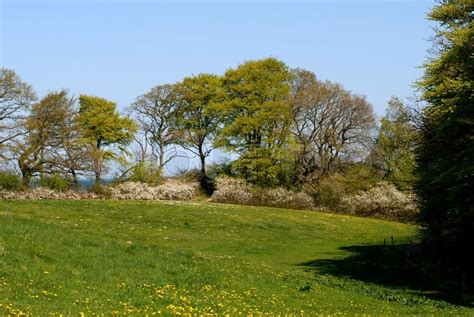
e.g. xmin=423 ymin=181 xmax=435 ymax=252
xmin=298 ymin=243 xmax=474 ymax=307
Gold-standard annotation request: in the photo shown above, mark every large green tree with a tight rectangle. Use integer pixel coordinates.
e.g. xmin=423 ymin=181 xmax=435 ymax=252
xmin=78 ymin=95 xmax=137 ymax=185
xmin=217 ymin=58 xmax=293 ymax=187
xmin=174 ymin=74 xmax=223 ymax=182
xmin=375 ymin=97 xmax=417 ymax=190
xmin=416 ymin=0 xmax=473 ymax=253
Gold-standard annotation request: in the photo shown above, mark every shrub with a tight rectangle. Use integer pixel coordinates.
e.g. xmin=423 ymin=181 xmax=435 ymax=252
xmin=305 ymin=165 xmax=382 ymax=210
xmin=256 ymin=187 xmax=314 ymax=210
xmin=126 ymin=162 xmax=163 ymax=186
xmin=0 ymin=187 xmax=99 ymax=200
xmin=339 ymin=182 xmax=418 ymax=221
xmin=211 ymin=176 xmax=314 ymax=210
xmin=204 ymin=161 xmax=235 ymax=195
xmin=110 ymin=180 xmax=199 ymax=201
xmin=0 ymin=171 xmax=22 ymax=191
xmin=172 ymin=168 xmax=201 ymax=183
xmin=210 ymin=177 xmax=254 ymax=205
xmin=37 ymin=174 xmax=70 ymax=192
xmin=88 ymin=184 xmax=112 ymax=199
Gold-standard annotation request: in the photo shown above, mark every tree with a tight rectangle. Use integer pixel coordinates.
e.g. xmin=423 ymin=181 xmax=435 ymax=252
xmin=416 ymin=0 xmax=474 ymax=254
xmin=129 ymin=84 xmax=179 ymax=181
xmin=217 ymin=58 xmax=293 ymax=187
xmin=18 ymin=90 xmax=80 ymax=185
xmin=174 ymin=74 xmax=223 ymax=183
xmin=375 ymin=97 xmax=417 ymax=190
xmin=0 ymin=68 xmax=36 ymax=159
xmin=77 ymin=95 xmax=137 ymax=185
xmin=290 ymin=68 xmax=376 ymax=183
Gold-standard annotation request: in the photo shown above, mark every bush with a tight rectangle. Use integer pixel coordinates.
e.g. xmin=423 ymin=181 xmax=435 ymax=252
xmin=88 ymin=184 xmax=112 ymax=199
xmin=0 ymin=187 xmax=99 ymax=200
xmin=126 ymin=162 xmax=163 ymax=186
xmin=256 ymin=187 xmax=314 ymax=210
xmin=210 ymin=177 xmax=254 ymax=205
xmin=211 ymin=176 xmax=314 ymax=210
xmin=172 ymin=168 xmax=201 ymax=183
xmin=305 ymin=165 xmax=382 ymax=210
xmin=0 ymin=171 xmax=22 ymax=191
xmin=37 ymin=174 xmax=70 ymax=192
xmin=339 ymin=182 xmax=418 ymax=221
xmin=110 ymin=180 xmax=199 ymax=201
xmin=204 ymin=161 xmax=235 ymax=195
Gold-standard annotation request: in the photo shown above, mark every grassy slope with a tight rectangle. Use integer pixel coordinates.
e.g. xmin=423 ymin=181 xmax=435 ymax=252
xmin=0 ymin=200 xmax=471 ymax=316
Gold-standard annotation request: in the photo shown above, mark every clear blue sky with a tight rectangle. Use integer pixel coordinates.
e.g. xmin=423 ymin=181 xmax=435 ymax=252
xmin=1 ymin=0 xmax=434 ymax=117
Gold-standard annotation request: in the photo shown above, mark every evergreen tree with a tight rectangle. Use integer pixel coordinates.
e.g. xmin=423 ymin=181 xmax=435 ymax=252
xmin=416 ymin=0 xmax=473 ymax=255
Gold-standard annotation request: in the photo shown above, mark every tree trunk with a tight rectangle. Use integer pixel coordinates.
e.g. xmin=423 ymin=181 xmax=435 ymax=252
xmin=94 ymin=171 xmax=101 ymax=186
xmin=18 ymin=152 xmax=33 ymax=187
xmin=199 ymin=154 xmax=206 ymax=179
xmin=20 ymin=167 xmax=32 ymax=187
xmin=158 ymin=144 xmax=165 ymax=179
xmin=70 ymin=169 xmax=78 ymax=187
xmin=197 ymin=145 xmax=211 ymax=192
xmin=94 ymin=139 xmax=102 ymax=186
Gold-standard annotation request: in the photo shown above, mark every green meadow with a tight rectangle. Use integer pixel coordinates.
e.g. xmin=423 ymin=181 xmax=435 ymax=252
xmin=0 ymin=200 xmax=472 ymax=316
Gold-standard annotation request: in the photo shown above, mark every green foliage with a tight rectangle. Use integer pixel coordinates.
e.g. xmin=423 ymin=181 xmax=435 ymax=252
xmin=206 ymin=161 xmax=234 ymax=180
xmin=231 ymin=147 xmax=294 ymax=187
xmin=0 ymin=171 xmax=22 ymax=191
xmin=307 ymin=164 xmax=382 ymax=210
xmin=78 ymin=95 xmax=137 ymax=149
xmin=88 ymin=183 xmax=112 ymax=198
xmin=217 ymin=58 xmax=294 ymax=187
xmin=174 ymin=74 xmax=224 ymax=180
xmin=78 ymin=95 xmax=137 ymax=184
xmin=127 ymin=161 xmax=163 ymax=185
xmin=37 ymin=174 xmax=70 ymax=192
xmin=375 ymin=97 xmax=418 ymax=190
xmin=416 ymin=0 xmax=474 ymax=254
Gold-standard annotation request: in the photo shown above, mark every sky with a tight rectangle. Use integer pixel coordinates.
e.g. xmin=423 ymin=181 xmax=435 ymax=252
xmin=1 ymin=0 xmax=435 ymax=173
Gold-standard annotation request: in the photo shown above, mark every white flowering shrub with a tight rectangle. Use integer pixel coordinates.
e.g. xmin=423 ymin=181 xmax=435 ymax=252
xmin=0 ymin=180 xmax=199 ymax=201
xmin=339 ymin=182 xmax=418 ymax=221
xmin=211 ymin=176 xmax=314 ymax=210
xmin=110 ymin=180 xmax=199 ymax=201
xmin=210 ymin=177 xmax=254 ymax=205
xmin=258 ymin=187 xmax=314 ymax=210
xmin=0 ymin=187 xmax=100 ymax=200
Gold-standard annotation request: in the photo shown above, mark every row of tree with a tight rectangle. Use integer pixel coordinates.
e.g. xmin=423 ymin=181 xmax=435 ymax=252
xmin=0 ymin=0 xmax=470 ymax=279
xmin=2 ymin=58 xmax=405 ymax=190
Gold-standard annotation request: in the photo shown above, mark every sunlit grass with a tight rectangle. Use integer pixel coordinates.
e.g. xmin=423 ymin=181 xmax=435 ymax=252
xmin=0 ymin=200 xmax=471 ymax=315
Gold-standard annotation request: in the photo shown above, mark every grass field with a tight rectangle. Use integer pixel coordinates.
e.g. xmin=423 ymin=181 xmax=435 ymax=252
xmin=0 ymin=200 xmax=472 ymax=316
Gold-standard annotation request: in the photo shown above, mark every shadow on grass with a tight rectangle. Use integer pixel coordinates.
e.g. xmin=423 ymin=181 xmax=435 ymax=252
xmin=298 ymin=243 xmax=474 ymax=307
